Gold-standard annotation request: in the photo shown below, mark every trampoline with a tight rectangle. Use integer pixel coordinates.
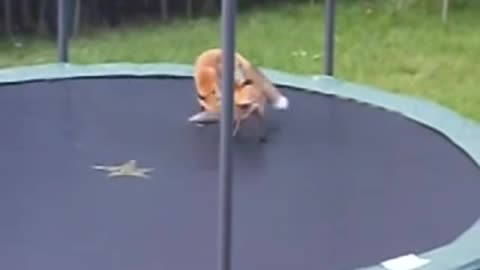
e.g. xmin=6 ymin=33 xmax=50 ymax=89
xmin=0 ymin=63 xmax=480 ymax=270
xmin=1 ymin=0 xmax=480 ymax=269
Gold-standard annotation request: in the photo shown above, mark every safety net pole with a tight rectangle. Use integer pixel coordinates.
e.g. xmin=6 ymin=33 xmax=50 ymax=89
xmin=57 ymin=0 xmax=69 ymax=62
xmin=218 ymin=0 xmax=236 ymax=269
xmin=324 ymin=0 xmax=336 ymax=75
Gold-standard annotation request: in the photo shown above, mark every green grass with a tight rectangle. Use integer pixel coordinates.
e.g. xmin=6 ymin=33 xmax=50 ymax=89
xmin=1 ymin=1 xmax=479 ymax=121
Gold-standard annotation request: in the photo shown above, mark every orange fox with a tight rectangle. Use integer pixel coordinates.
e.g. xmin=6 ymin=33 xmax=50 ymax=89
xmin=188 ymin=48 xmax=289 ymax=139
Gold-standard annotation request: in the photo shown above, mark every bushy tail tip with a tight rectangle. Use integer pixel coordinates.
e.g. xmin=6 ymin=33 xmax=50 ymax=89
xmin=272 ymin=96 xmax=289 ymax=110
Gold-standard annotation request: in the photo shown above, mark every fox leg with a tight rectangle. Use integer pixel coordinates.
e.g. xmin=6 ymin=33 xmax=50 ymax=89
xmin=232 ymin=104 xmax=266 ymax=140
xmin=194 ymin=106 xmax=206 ymax=127
xmin=244 ymin=104 xmax=260 ymax=120
xmin=188 ymin=110 xmax=220 ymax=125
xmin=233 ymin=119 xmax=241 ymax=137
xmin=233 ymin=106 xmax=251 ymax=137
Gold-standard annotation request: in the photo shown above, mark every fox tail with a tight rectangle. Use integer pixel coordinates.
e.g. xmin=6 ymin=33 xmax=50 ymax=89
xmin=235 ymin=56 xmax=289 ymax=110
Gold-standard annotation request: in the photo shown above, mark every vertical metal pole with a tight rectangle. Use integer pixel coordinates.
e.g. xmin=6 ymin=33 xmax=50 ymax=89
xmin=58 ymin=0 xmax=69 ymax=62
xmin=324 ymin=0 xmax=336 ymax=76
xmin=218 ymin=0 xmax=236 ymax=269
xmin=442 ymin=0 xmax=449 ymax=23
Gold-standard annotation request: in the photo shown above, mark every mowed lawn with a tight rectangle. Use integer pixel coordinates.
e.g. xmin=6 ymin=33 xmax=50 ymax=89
xmin=1 ymin=1 xmax=479 ymax=121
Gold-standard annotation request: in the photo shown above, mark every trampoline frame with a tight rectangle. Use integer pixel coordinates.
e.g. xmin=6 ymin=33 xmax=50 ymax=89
xmin=0 ymin=0 xmax=478 ymax=269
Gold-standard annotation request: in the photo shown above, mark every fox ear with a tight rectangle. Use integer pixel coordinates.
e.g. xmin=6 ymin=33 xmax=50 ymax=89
xmin=188 ymin=111 xmax=220 ymax=124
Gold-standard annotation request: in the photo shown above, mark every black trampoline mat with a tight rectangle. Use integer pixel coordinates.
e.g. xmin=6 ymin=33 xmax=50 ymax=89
xmin=0 ymin=77 xmax=479 ymax=270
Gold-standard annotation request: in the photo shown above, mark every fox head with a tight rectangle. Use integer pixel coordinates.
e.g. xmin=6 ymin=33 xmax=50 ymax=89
xmin=195 ymin=67 xmax=221 ymax=111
